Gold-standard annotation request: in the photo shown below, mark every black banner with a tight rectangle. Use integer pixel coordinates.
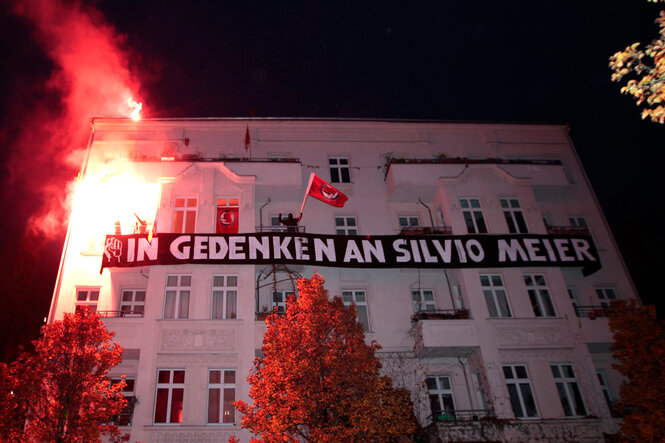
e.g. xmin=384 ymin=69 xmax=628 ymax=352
xmin=101 ymin=232 xmax=601 ymax=275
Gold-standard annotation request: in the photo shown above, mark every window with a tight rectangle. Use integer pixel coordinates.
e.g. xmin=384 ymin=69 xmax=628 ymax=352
xmin=597 ymin=371 xmax=614 ymax=409
xmin=329 ymin=157 xmax=350 ymax=183
xmin=500 ymin=198 xmax=528 ymax=233
xmin=212 ymin=276 xmax=237 ymax=319
xmin=270 ymin=215 xmax=281 ymax=232
xmin=568 ymin=216 xmax=588 ymax=228
xmin=335 ymin=216 xmax=358 ymax=235
xmin=164 ymin=275 xmax=191 ymax=319
xmin=595 ymin=287 xmax=617 ymax=308
xmin=480 ymin=275 xmax=512 ymax=318
xmin=426 ymin=376 xmax=456 ymax=420
xmin=398 ymin=215 xmax=420 ymax=228
xmin=412 ymin=289 xmax=436 ymax=312
xmin=459 ymin=198 xmax=487 ymax=233
xmin=551 ymin=364 xmax=587 ymax=417
xmin=111 ymin=378 xmax=135 ymax=426
xmin=524 ymin=274 xmax=556 ymax=317
xmin=207 ymin=369 xmax=236 ymax=424
xmin=75 ymin=287 xmax=100 ymax=313
xmin=567 ymin=287 xmax=579 ymax=310
xmin=216 ymin=198 xmax=239 ymax=234
xmin=173 ymin=197 xmax=197 ymax=233
xmin=120 ymin=289 xmax=145 ymax=316
xmin=154 ymin=369 xmax=185 ymax=424
xmin=343 ymin=290 xmax=370 ymax=332
xmin=272 ymin=290 xmax=295 ymax=313
xmin=503 ymin=364 xmax=538 ymax=418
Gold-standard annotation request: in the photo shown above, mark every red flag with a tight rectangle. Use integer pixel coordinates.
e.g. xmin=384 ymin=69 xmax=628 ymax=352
xmin=306 ymin=173 xmax=348 ymax=207
xmin=217 ymin=207 xmax=239 ymax=233
xmin=244 ymin=125 xmax=250 ymax=152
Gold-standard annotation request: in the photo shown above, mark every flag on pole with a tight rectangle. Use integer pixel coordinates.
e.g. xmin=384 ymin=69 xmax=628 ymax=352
xmin=305 ymin=173 xmax=348 ymax=208
xmin=244 ymin=125 xmax=250 ymax=152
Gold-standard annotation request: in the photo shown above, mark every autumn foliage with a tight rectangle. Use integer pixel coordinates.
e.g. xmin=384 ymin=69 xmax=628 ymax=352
xmin=235 ymin=274 xmax=416 ymax=442
xmin=0 ymin=307 xmax=127 ymax=442
xmin=608 ymin=300 xmax=665 ymax=442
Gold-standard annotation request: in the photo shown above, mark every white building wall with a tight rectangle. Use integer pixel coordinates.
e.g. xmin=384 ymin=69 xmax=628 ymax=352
xmin=49 ymin=119 xmax=636 ymax=442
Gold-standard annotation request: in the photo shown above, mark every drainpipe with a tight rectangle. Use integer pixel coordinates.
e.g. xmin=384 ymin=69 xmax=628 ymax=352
xmin=259 ymin=198 xmax=271 ymax=230
xmin=418 ymin=198 xmax=435 ymax=228
xmin=48 ymin=119 xmax=96 ymax=323
xmin=458 ymin=357 xmax=477 ymax=411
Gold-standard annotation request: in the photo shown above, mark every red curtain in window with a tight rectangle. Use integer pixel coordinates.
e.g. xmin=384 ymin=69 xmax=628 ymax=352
xmin=216 ymin=207 xmax=239 ymax=234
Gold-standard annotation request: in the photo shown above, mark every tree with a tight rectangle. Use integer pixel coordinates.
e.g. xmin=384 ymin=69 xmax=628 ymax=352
xmin=0 ymin=307 xmax=128 ymax=442
xmin=235 ymin=274 xmax=417 ymax=442
xmin=609 ymin=1 xmax=665 ymax=123
xmin=608 ymin=300 xmax=665 ymax=442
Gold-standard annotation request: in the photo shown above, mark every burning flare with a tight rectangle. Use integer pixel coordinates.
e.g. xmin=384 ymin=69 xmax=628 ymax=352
xmin=126 ymin=97 xmax=143 ymax=121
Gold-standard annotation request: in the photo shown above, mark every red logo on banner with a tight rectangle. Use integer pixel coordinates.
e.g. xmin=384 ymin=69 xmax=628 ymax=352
xmin=217 ymin=207 xmax=239 ymax=233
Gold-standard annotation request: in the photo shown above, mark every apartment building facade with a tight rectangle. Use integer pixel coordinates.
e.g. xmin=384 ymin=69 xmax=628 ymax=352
xmin=48 ymin=118 xmax=636 ymax=442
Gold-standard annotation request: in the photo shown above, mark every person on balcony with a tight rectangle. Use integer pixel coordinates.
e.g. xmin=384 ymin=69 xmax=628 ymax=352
xmin=278 ymin=213 xmax=302 ymax=232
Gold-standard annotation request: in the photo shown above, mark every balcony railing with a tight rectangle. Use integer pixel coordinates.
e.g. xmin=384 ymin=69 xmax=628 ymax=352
xmin=255 ymin=225 xmax=306 ymax=233
xmin=546 ymin=226 xmax=590 ymax=236
xmin=399 ymin=226 xmax=452 ymax=235
xmin=411 ymin=309 xmax=470 ymax=323
xmin=98 ymin=310 xmax=145 ymax=318
xmin=574 ymin=305 xmax=609 ymax=319
xmin=429 ymin=409 xmax=494 ymax=423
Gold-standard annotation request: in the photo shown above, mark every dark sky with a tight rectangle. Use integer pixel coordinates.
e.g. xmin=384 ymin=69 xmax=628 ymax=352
xmin=0 ymin=1 xmax=663 ymax=357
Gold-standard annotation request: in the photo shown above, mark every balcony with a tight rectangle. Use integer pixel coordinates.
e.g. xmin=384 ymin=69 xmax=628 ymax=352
xmin=98 ymin=310 xmax=144 ymax=318
xmin=412 ymin=312 xmax=478 ymax=357
xmin=399 ymin=226 xmax=452 ymax=235
xmin=575 ymin=305 xmax=609 ymax=319
xmin=411 ymin=309 xmax=469 ymax=323
xmin=255 ymin=225 xmax=306 ymax=233
xmin=546 ymin=226 xmax=590 ymax=236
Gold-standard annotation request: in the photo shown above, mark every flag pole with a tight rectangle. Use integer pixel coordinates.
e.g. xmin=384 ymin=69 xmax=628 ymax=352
xmin=299 ymin=172 xmax=315 ymax=217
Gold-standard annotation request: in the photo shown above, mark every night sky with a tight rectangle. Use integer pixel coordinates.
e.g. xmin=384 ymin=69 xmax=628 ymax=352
xmin=0 ymin=0 xmax=663 ymax=358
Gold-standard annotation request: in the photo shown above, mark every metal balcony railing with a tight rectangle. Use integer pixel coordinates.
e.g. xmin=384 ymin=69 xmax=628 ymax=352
xmin=98 ymin=310 xmax=145 ymax=318
xmin=574 ymin=305 xmax=609 ymax=318
xmin=411 ymin=309 xmax=470 ymax=322
xmin=546 ymin=226 xmax=590 ymax=236
xmin=429 ymin=409 xmax=494 ymax=423
xmin=398 ymin=226 xmax=452 ymax=235
xmin=255 ymin=225 xmax=306 ymax=233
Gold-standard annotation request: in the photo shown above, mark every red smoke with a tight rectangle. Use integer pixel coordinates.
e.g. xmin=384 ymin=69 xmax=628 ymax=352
xmin=7 ymin=0 xmax=143 ymax=238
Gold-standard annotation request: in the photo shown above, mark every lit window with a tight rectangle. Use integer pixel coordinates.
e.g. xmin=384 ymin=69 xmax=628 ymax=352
xmin=524 ymin=274 xmax=556 ymax=317
xmin=412 ymin=289 xmax=436 ymax=312
xmin=480 ymin=275 xmax=512 ymax=318
xmin=212 ymin=275 xmax=238 ymax=319
xmin=460 ymin=199 xmax=487 ymax=233
xmin=335 ymin=216 xmax=358 ymax=235
xmin=120 ymin=289 xmax=145 ymax=317
xmin=75 ymin=287 xmax=100 ymax=313
xmin=272 ymin=290 xmax=296 ymax=314
xmin=595 ymin=287 xmax=617 ymax=307
xmin=111 ymin=378 xmax=135 ymax=426
xmin=163 ymin=275 xmax=191 ymax=319
xmin=551 ymin=364 xmax=587 ymax=417
xmin=154 ymin=369 xmax=185 ymax=424
xmin=342 ymin=290 xmax=370 ymax=332
xmin=426 ymin=376 xmax=456 ymax=420
xmin=329 ymin=157 xmax=350 ymax=183
xmin=216 ymin=198 xmax=239 ymax=234
xmin=503 ymin=364 xmax=538 ymax=418
xmin=173 ymin=197 xmax=197 ymax=233
xmin=500 ymin=198 xmax=528 ymax=233
xmin=207 ymin=369 xmax=236 ymax=424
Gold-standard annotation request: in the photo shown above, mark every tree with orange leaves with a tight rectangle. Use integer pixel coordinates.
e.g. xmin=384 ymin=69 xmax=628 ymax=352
xmin=608 ymin=300 xmax=665 ymax=442
xmin=0 ymin=307 xmax=128 ymax=442
xmin=235 ymin=274 xmax=416 ymax=442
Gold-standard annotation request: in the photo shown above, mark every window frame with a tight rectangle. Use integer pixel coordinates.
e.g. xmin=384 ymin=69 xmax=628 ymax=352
xmin=568 ymin=216 xmax=588 ymax=228
xmin=110 ymin=377 xmax=136 ymax=426
xmin=163 ymin=275 xmax=191 ymax=319
xmin=207 ymin=369 xmax=236 ymax=425
xmin=75 ymin=287 xmax=100 ymax=313
xmin=480 ymin=274 xmax=512 ymax=318
xmin=426 ymin=375 xmax=456 ymax=420
xmin=173 ymin=196 xmax=198 ymax=233
xmin=342 ymin=289 xmax=371 ymax=332
xmin=550 ymin=363 xmax=587 ymax=417
xmin=329 ymin=157 xmax=351 ymax=183
xmin=500 ymin=198 xmax=528 ymax=233
xmin=335 ymin=216 xmax=358 ymax=235
xmin=412 ymin=288 xmax=436 ymax=312
xmin=153 ymin=369 xmax=186 ymax=424
xmin=524 ymin=274 xmax=557 ymax=317
xmin=120 ymin=289 xmax=146 ymax=317
xmin=459 ymin=198 xmax=488 ymax=234
xmin=595 ymin=287 xmax=617 ymax=307
xmin=398 ymin=215 xmax=421 ymax=228
xmin=272 ymin=289 xmax=296 ymax=314
xmin=211 ymin=275 xmax=238 ymax=319
xmin=503 ymin=364 xmax=539 ymax=418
